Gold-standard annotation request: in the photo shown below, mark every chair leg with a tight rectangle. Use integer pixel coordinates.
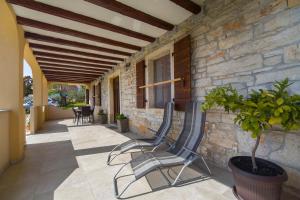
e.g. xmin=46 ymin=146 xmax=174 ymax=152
xmin=171 ymin=161 xmax=192 ymax=186
xmin=200 ymin=156 xmax=212 ymax=175
xmin=113 ymin=162 xmax=137 ymax=198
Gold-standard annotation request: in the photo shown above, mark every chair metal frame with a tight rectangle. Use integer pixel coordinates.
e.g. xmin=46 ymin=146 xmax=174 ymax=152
xmin=113 ymin=144 xmax=211 ymax=198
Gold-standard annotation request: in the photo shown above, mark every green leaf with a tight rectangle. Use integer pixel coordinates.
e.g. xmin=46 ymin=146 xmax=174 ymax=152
xmin=277 ymin=98 xmax=284 ymax=105
xmin=269 ymin=117 xmax=282 ymax=125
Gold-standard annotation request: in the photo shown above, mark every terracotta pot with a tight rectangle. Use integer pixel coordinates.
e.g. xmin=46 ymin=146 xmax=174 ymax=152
xmin=117 ymin=118 xmax=129 ymax=133
xmin=229 ymin=156 xmax=287 ymax=200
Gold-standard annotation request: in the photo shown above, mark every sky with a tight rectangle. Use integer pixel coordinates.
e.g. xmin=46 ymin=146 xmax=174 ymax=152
xmin=23 ymin=60 xmax=32 ymax=77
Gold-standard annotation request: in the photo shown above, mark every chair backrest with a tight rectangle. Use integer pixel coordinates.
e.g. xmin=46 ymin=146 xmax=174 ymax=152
xmin=153 ymin=102 xmax=174 ymax=145
xmin=72 ymin=107 xmax=77 ymax=115
xmin=169 ymin=101 xmax=206 ymax=158
xmin=81 ymin=106 xmax=91 ymax=116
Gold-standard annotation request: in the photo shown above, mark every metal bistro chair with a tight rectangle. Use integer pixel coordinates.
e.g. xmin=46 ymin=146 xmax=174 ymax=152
xmin=79 ymin=106 xmax=92 ymax=124
xmin=107 ymin=102 xmax=174 ymax=165
xmin=113 ymin=101 xmax=211 ymax=198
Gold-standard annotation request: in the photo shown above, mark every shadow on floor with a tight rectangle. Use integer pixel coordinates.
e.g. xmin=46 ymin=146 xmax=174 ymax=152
xmin=35 ymin=120 xmax=69 ymax=134
xmin=75 ymin=145 xmax=117 ymax=156
xmin=0 ymin=140 xmax=79 ymax=200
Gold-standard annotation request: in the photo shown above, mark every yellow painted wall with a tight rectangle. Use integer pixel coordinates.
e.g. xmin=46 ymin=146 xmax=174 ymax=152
xmin=0 ymin=1 xmax=26 ymax=163
xmin=24 ymin=43 xmax=48 ymax=133
xmin=0 ymin=110 xmax=10 ymax=174
xmin=45 ymin=106 xmax=74 ymax=120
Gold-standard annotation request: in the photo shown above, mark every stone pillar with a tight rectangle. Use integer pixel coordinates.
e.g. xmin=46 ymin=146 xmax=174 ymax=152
xmin=0 ymin=1 xmax=26 ymax=163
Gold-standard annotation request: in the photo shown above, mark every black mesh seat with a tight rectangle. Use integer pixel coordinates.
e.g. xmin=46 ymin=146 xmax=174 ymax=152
xmin=113 ymin=101 xmax=211 ymax=198
xmin=107 ymin=102 xmax=174 ymax=165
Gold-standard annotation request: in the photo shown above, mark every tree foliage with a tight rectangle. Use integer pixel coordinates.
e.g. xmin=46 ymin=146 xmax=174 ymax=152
xmin=202 ymin=78 xmax=300 ymax=171
xmin=23 ymin=76 xmax=33 ymax=97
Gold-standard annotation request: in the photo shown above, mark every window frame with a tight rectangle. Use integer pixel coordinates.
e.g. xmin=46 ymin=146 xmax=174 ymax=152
xmin=145 ymin=43 xmax=174 ymax=110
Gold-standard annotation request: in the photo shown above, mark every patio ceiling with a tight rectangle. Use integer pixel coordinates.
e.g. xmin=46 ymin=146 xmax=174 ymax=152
xmin=8 ymin=0 xmax=202 ymax=83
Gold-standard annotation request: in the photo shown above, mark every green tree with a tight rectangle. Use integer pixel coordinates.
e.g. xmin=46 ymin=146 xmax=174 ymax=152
xmin=23 ymin=76 xmax=33 ymax=97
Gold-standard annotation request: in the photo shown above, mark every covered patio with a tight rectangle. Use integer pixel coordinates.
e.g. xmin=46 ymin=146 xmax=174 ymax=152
xmin=1 ymin=0 xmax=300 ymax=199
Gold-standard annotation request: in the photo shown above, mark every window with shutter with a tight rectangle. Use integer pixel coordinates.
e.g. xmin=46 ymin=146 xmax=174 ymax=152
xmin=153 ymin=54 xmax=171 ymax=108
xmin=136 ymin=60 xmax=146 ymax=108
xmin=174 ymin=35 xmax=191 ymax=111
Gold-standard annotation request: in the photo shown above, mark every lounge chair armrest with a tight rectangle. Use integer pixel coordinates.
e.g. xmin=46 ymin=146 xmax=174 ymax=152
xmin=183 ymin=147 xmax=202 ymax=158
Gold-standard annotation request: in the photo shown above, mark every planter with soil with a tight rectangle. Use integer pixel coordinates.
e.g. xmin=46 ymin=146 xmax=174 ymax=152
xmin=116 ymin=113 xmax=129 ymax=133
xmin=202 ymin=79 xmax=299 ymax=200
xmin=229 ymin=156 xmax=287 ymax=200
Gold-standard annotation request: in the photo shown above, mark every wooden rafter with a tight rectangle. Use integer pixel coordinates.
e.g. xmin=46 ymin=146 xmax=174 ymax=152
xmin=33 ymin=51 xmax=117 ymax=65
xmin=25 ymin=32 xmax=131 ymax=56
xmin=17 ymin=17 xmax=141 ymax=51
xmin=45 ymin=76 xmax=95 ymax=80
xmin=170 ymin=0 xmax=201 ymax=14
xmin=43 ymin=71 xmax=99 ymax=77
xmin=85 ymin=0 xmax=174 ymax=30
xmin=44 ymin=74 xmax=98 ymax=79
xmin=41 ymin=65 xmax=104 ymax=73
xmin=8 ymin=0 xmax=155 ymax=42
xmin=40 ymin=64 xmax=106 ymax=73
xmin=42 ymin=68 xmax=101 ymax=76
xmin=36 ymin=57 xmax=113 ymax=70
xmin=30 ymin=43 xmax=124 ymax=61
xmin=47 ymin=79 xmax=92 ymax=83
xmin=38 ymin=62 xmax=110 ymax=71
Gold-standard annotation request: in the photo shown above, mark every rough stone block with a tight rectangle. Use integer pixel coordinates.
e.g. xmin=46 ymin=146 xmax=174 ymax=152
xmin=195 ymin=42 xmax=218 ymax=58
xmin=194 ymin=78 xmax=212 ymax=87
xmin=256 ymin=67 xmax=300 ymax=84
xmin=206 ymin=112 xmax=221 ymax=123
xmin=206 ymin=51 xmax=225 ymax=65
xmin=207 ymin=54 xmax=263 ymax=76
xmin=263 ymin=49 xmax=283 ymax=57
xmin=288 ymin=0 xmax=300 ymax=8
xmin=230 ymin=23 xmax=300 ymax=58
xmin=264 ymin=55 xmax=282 ymax=66
xmin=284 ymin=44 xmax=300 ymax=63
xmin=219 ymin=30 xmax=253 ymax=49
xmin=270 ymin=133 xmax=300 ymax=168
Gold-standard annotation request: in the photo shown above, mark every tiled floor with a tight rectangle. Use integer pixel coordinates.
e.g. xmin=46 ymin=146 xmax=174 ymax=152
xmin=0 ymin=120 xmax=297 ymax=200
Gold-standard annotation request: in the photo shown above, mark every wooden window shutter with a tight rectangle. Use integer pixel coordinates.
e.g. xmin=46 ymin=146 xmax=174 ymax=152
xmin=136 ymin=60 xmax=146 ymax=108
xmin=174 ymin=35 xmax=191 ymax=111
xmin=98 ymin=82 xmax=102 ymax=106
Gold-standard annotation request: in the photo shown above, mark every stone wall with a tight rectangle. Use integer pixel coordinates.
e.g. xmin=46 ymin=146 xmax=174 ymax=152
xmin=94 ymin=0 xmax=300 ymax=196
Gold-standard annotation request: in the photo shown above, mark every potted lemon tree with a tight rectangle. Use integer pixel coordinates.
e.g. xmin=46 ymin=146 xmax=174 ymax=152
xmin=202 ymin=79 xmax=300 ymax=200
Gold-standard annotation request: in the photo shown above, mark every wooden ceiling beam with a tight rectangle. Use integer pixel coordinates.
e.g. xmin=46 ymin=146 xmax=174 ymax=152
xmin=17 ymin=17 xmax=141 ymax=51
xmin=43 ymin=71 xmax=99 ymax=77
xmin=41 ymin=67 xmax=103 ymax=75
xmin=169 ymin=0 xmax=201 ymax=14
xmin=42 ymin=69 xmax=101 ymax=76
xmin=47 ymin=79 xmax=92 ymax=83
xmin=36 ymin=57 xmax=113 ymax=69
xmin=33 ymin=51 xmax=117 ymax=65
xmin=30 ymin=43 xmax=124 ymax=61
xmin=38 ymin=62 xmax=110 ymax=71
xmin=45 ymin=74 xmax=98 ymax=79
xmin=8 ymin=0 xmax=155 ymax=42
xmin=25 ymin=32 xmax=131 ymax=56
xmin=46 ymin=76 xmax=94 ymax=81
xmin=45 ymin=76 xmax=95 ymax=80
xmin=85 ymin=0 xmax=174 ymax=30
xmin=40 ymin=64 xmax=106 ymax=73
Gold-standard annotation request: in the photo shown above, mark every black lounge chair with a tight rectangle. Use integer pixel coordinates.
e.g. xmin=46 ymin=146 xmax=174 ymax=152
xmin=107 ymin=102 xmax=174 ymax=165
xmin=113 ymin=101 xmax=211 ymax=198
